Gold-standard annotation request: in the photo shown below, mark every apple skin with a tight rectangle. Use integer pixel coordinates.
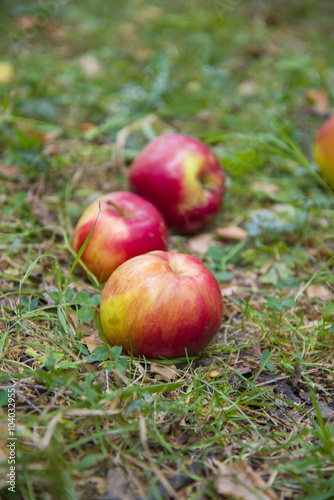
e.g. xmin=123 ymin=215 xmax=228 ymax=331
xmin=313 ymin=114 xmax=334 ymax=189
xmin=100 ymin=250 xmax=223 ymax=359
xmin=128 ymin=134 xmax=225 ymax=233
xmin=72 ymin=192 xmax=168 ymax=283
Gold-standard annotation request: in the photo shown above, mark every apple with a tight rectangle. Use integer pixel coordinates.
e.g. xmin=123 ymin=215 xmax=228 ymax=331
xmin=100 ymin=250 xmax=223 ymax=359
xmin=313 ymin=114 xmax=334 ymax=188
xmin=128 ymin=133 xmax=225 ymax=233
xmin=72 ymin=191 xmax=168 ymax=283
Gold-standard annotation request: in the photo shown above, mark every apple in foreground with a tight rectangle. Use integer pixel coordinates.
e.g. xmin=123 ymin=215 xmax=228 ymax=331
xmin=100 ymin=250 xmax=223 ymax=359
xmin=128 ymin=134 xmax=225 ymax=233
xmin=313 ymin=114 xmax=334 ymax=189
xmin=72 ymin=192 xmax=168 ymax=283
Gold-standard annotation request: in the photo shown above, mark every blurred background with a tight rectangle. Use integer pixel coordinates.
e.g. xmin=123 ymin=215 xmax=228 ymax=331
xmin=2 ymin=0 xmax=334 ymax=253
xmin=1 ymin=0 xmax=334 ymax=260
xmin=1 ymin=0 xmax=333 ymax=148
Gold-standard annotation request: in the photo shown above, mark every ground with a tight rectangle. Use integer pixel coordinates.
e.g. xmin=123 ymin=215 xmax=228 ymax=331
xmin=1 ymin=1 xmax=334 ymax=499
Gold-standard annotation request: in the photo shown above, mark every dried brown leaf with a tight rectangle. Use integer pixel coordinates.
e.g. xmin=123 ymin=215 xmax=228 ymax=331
xmin=235 ymin=363 xmax=257 ymax=376
xmin=305 ymin=88 xmax=329 ymax=114
xmin=317 ymin=400 xmax=334 ymax=419
xmin=220 ymin=285 xmax=238 ymax=297
xmin=216 ymin=226 xmax=248 ymax=241
xmin=67 ymin=310 xmax=80 ymax=333
xmin=132 ymin=360 xmax=146 ymax=375
xmin=306 ymin=284 xmax=332 ymax=302
xmin=213 ymin=459 xmax=278 ymax=500
xmin=0 ymin=164 xmax=19 ymax=179
xmin=150 ymin=363 xmax=177 ymax=381
xmin=187 ymin=233 xmax=212 ymax=255
xmin=260 ymin=259 xmax=275 ymax=275
xmin=81 ymin=331 xmax=103 ymax=353
xmin=251 ymin=342 xmax=262 ymax=358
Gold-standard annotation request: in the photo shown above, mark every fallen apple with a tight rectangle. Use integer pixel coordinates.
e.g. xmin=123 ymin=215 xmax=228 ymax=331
xmin=100 ymin=250 xmax=223 ymax=359
xmin=72 ymin=191 xmax=168 ymax=283
xmin=129 ymin=133 xmax=225 ymax=233
xmin=313 ymin=114 xmax=334 ymax=188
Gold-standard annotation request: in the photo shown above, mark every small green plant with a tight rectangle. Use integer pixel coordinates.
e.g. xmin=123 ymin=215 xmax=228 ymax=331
xmin=74 ymin=290 xmax=101 ymax=323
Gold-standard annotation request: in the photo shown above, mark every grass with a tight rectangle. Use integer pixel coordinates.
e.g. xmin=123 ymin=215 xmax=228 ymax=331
xmin=1 ymin=0 xmax=334 ymax=498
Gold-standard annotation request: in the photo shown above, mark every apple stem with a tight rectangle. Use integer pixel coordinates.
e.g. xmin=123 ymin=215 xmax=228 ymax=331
xmin=105 ymin=200 xmax=127 ymax=216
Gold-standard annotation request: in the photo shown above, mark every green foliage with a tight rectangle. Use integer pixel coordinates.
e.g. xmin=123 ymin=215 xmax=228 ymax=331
xmin=74 ymin=291 xmax=101 ymax=322
xmin=259 ymin=350 xmax=275 ymax=372
xmin=245 ymin=204 xmax=309 ymax=240
xmin=267 ymin=296 xmax=296 ymax=312
xmin=205 ymin=242 xmax=245 ymax=281
xmin=1 ymin=124 xmax=50 ymax=180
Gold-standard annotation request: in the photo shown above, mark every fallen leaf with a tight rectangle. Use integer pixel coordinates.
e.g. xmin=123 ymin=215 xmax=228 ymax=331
xmin=216 ymin=226 xmax=248 ymax=241
xmin=251 ymin=342 xmax=262 ymax=358
xmin=213 ymin=459 xmax=278 ymax=500
xmin=150 ymin=363 xmax=177 ymax=381
xmin=305 ymin=89 xmax=329 ymax=114
xmin=306 ymin=284 xmax=332 ymax=302
xmin=220 ymin=285 xmax=238 ymax=297
xmin=0 ymin=62 xmax=14 ymax=83
xmin=235 ymin=364 xmax=254 ymax=376
xmin=209 ymin=369 xmax=222 ymax=378
xmin=132 ymin=360 xmax=148 ymax=378
xmin=0 ymin=164 xmax=19 ymax=179
xmin=187 ymin=233 xmax=212 ymax=254
xmin=78 ymin=55 xmax=102 ymax=76
xmin=316 ymin=400 xmax=334 ymax=419
xmin=81 ymin=331 xmax=102 ymax=353
xmin=251 ymin=181 xmax=280 ymax=194
xmin=260 ymin=259 xmax=275 ymax=275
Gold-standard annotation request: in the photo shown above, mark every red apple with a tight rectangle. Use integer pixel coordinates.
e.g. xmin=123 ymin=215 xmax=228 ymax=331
xmin=72 ymin=192 xmax=168 ymax=283
xmin=313 ymin=114 xmax=334 ymax=188
xmin=128 ymin=134 xmax=225 ymax=233
xmin=100 ymin=250 xmax=223 ymax=359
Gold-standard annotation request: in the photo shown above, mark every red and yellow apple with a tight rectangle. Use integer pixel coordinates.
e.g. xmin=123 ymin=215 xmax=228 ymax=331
xmin=72 ymin=192 xmax=168 ymax=283
xmin=100 ymin=250 xmax=223 ymax=359
xmin=313 ymin=114 xmax=334 ymax=189
xmin=128 ymin=134 xmax=225 ymax=233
